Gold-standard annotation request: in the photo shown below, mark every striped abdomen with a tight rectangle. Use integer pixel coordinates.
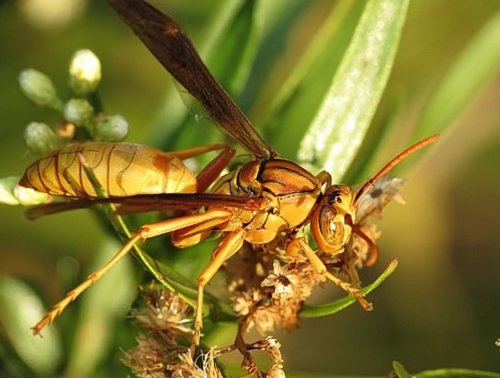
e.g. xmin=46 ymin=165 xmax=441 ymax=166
xmin=19 ymin=142 xmax=198 ymax=197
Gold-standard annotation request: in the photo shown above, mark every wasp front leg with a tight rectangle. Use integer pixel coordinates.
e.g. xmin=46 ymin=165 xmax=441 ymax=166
xmin=285 ymin=237 xmax=373 ymax=311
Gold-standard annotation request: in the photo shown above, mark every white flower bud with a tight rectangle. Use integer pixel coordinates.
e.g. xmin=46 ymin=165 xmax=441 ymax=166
xmin=14 ymin=184 xmax=50 ymax=206
xmin=68 ymin=49 xmax=101 ymax=95
xmin=18 ymin=69 xmax=63 ymax=110
xmin=94 ymin=114 xmax=129 ymax=142
xmin=64 ymin=98 xmax=94 ymax=127
xmin=0 ymin=177 xmax=21 ymax=205
xmin=23 ymin=122 xmax=61 ymax=155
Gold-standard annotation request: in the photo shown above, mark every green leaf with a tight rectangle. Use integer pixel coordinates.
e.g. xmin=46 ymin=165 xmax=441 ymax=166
xmin=0 ymin=276 xmax=62 ymax=377
xmin=207 ymin=0 xmax=261 ymax=96
xmin=300 ymin=259 xmax=398 ymax=318
xmin=393 ymin=361 xmax=415 ymax=378
xmin=394 ymin=363 xmax=500 ymax=378
xmin=262 ymin=1 xmax=365 ymax=158
xmin=415 ymin=7 xmax=500 ymax=140
xmin=297 ymin=0 xmax=410 ymax=182
xmin=417 ymin=368 xmax=500 ymax=378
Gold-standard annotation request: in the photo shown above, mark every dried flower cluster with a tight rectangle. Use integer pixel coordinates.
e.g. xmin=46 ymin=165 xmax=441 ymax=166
xmin=123 ymin=287 xmax=202 ymax=378
xmin=123 ymin=286 xmax=225 ymax=378
xmin=227 ymin=242 xmax=324 ymax=336
xmin=123 ymin=286 xmax=285 ymax=377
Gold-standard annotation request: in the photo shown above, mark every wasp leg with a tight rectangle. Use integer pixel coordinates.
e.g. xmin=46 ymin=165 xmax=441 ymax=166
xmin=345 ymin=214 xmax=379 ymax=267
xmin=31 ymin=209 xmax=233 ymax=336
xmin=286 ymin=237 xmax=373 ymax=311
xmin=315 ymin=170 xmax=332 ymax=188
xmin=191 ymin=228 xmax=246 ymax=353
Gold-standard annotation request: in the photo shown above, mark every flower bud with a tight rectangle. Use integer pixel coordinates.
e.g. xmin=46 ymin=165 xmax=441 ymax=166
xmin=14 ymin=184 xmax=50 ymax=206
xmin=55 ymin=121 xmax=76 ymax=140
xmin=64 ymin=98 xmax=94 ymax=127
xmin=94 ymin=114 xmax=129 ymax=142
xmin=0 ymin=177 xmax=21 ymax=205
xmin=18 ymin=69 xmax=63 ymax=110
xmin=23 ymin=122 xmax=61 ymax=155
xmin=68 ymin=49 xmax=101 ymax=95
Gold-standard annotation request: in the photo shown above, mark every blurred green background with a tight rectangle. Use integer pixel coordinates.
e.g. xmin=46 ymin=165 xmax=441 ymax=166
xmin=1 ymin=0 xmax=500 ymax=377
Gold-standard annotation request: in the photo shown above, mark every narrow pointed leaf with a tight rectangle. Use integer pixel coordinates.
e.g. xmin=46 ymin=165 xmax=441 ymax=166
xmin=298 ymin=0 xmax=410 ymax=182
xmin=394 ymin=361 xmax=415 ymax=378
xmin=0 ymin=276 xmax=62 ymax=376
xmin=300 ymin=259 xmax=398 ymax=318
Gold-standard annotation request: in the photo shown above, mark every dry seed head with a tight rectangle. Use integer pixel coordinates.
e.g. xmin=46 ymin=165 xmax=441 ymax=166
xmin=264 ymin=336 xmax=283 ymax=366
xmin=232 ymin=288 xmax=262 ymax=317
xmin=201 ymin=349 xmax=224 ymax=378
xmin=169 ymin=352 xmax=205 ymax=378
xmin=131 ymin=288 xmax=194 ymax=341
xmin=248 ymin=304 xmax=282 ymax=336
xmin=122 ymin=334 xmax=174 ymax=378
xmin=356 ymin=176 xmax=406 ymax=220
xmin=261 ymin=260 xmax=301 ymax=300
xmin=267 ymin=364 xmax=286 ymax=378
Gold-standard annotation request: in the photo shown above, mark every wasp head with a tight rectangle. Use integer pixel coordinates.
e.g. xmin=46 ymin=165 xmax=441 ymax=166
xmin=310 ymin=185 xmax=356 ymax=254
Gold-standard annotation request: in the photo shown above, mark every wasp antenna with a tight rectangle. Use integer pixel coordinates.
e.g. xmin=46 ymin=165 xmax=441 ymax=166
xmin=353 ymin=134 xmax=440 ymax=207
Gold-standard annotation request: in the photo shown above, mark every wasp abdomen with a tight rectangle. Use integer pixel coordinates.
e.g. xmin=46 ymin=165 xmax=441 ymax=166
xmin=19 ymin=142 xmax=198 ymax=197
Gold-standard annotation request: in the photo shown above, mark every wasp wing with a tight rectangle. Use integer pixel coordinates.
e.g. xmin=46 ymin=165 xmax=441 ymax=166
xmin=25 ymin=193 xmax=264 ymax=220
xmin=105 ymin=0 xmax=276 ymax=160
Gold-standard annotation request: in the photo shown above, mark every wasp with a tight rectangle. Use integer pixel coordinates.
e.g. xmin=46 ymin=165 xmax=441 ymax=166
xmin=21 ymin=0 xmax=439 ymax=348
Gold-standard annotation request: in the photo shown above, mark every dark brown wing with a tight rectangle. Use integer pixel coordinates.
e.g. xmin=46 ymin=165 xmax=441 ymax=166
xmin=25 ymin=193 xmax=264 ymax=219
xmin=105 ymin=0 xmax=276 ymax=160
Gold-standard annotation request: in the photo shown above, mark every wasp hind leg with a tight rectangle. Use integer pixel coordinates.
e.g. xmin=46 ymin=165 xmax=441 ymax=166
xmin=31 ymin=209 xmax=233 ymax=336
xmin=190 ymin=228 xmax=246 ymax=353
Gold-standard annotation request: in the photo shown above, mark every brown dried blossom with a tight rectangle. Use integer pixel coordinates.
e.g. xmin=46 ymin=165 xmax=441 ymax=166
xmin=123 ymin=335 xmax=197 ymax=378
xmin=356 ymin=176 xmax=406 ymax=221
xmin=263 ymin=336 xmax=284 ymax=367
xmin=123 ymin=288 xmax=226 ymax=378
xmin=266 ymin=364 xmax=286 ymax=378
xmin=228 ymin=242 xmax=326 ymax=336
xmin=261 ymin=260 xmax=301 ymax=301
xmin=131 ymin=285 xmax=194 ymax=342
xmin=124 ymin=336 xmax=224 ymax=378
